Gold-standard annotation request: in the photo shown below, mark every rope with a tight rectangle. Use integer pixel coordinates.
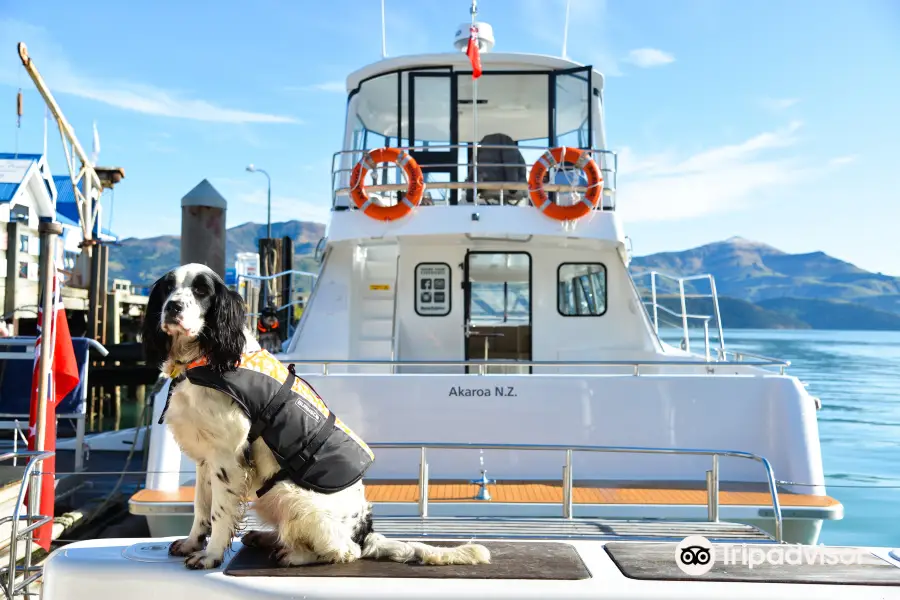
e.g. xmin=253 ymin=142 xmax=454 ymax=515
xmin=64 ymin=391 xmax=152 ymax=532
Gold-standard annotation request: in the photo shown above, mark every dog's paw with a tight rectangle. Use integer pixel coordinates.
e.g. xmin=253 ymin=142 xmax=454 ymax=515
xmin=273 ymin=545 xmax=321 ymax=567
xmin=241 ymin=530 xmax=279 ymax=549
xmin=184 ymin=550 xmax=223 ymax=570
xmin=169 ymin=537 xmax=203 ymax=557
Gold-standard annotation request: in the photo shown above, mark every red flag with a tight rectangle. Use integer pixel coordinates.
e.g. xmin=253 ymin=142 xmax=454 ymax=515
xmin=26 ymin=269 xmax=79 ymax=551
xmin=466 ymin=25 xmax=482 ymax=79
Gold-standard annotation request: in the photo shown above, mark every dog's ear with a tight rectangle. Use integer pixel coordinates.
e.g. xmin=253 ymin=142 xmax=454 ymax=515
xmin=141 ymin=274 xmax=171 ymax=369
xmin=200 ymin=278 xmax=247 ymax=374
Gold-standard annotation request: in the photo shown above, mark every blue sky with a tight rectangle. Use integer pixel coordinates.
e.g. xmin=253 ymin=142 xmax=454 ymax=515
xmin=1 ymin=0 xmax=898 ymax=275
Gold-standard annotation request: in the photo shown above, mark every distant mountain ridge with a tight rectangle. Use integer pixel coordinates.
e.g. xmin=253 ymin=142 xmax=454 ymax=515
xmin=107 ymin=220 xmax=325 ymax=286
xmin=107 ymin=223 xmax=900 ymax=330
xmin=630 ymin=236 xmax=900 ymax=316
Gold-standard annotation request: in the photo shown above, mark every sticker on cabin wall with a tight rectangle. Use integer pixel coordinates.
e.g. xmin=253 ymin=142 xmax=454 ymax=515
xmin=369 ymin=284 xmax=390 ymax=291
xmin=415 ymin=263 xmax=451 ymax=317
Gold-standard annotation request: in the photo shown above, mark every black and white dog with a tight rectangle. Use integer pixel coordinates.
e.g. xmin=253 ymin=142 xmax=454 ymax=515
xmin=141 ymin=263 xmax=490 ymax=569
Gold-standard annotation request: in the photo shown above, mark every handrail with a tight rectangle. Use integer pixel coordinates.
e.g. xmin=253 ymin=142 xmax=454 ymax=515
xmin=632 ymin=270 xmax=726 ymax=360
xmin=0 ymin=450 xmax=55 ymax=599
xmin=238 ymin=269 xmax=319 ymax=283
xmin=367 ymin=441 xmax=784 ymax=543
xmin=0 ymin=337 xmax=109 ymax=357
xmin=285 ymin=248 xmax=331 ymax=355
xmin=238 ymin=270 xmax=318 ymax=328
xmin=330 ymin=144 xmax=618 ymax=208
xmin=287 ymin=357 xmax=788 ymax=376
xmin=721 ymin=349 xmax=788 ymax=365
xmin=84 ymin=338 xmax=109 ymax=357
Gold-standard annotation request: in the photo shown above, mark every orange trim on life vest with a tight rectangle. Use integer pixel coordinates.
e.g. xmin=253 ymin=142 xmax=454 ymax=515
xmin=183 ymin=351 xmax=374 ymax=460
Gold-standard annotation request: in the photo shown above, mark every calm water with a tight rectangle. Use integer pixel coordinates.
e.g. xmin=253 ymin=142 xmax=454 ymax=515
xmin=710 ymin=329 xmax=900 ymax=547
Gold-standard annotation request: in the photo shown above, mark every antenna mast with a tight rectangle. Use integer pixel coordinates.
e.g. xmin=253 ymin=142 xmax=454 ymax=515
xmin=381 ymin=0 xmax=387 ymax=58
xmin=562 ymin=0 xmax=571 ymax=58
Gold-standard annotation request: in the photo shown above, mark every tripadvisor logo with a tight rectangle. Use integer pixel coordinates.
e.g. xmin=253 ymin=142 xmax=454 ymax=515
xmin=675 ymin=535 xmax=867 ymax=576
xmin=675 ymin=535 xmax=716 ymax=576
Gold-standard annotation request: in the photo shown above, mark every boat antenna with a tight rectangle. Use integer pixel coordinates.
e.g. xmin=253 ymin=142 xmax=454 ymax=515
xmin=561 ymin=0 xmax=571 ymax=58
xmin=381 ymin=0 xmax=387 ymax=58
xmin=470 ymin=0 xmax=479 ymax=200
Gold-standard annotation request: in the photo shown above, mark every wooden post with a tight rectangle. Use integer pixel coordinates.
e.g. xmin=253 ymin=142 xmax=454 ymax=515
xmin=4 ymin=221 xmax=21 ymax=320
xmin=180 ymin=179 xmax=227 ymax=278
xmin=105 ymin=290 xmax=121 ymax=430
xmin=280 ymin=235 xmax=294 ymax=341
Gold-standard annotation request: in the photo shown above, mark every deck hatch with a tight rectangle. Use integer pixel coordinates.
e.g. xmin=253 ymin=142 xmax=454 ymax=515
xmin=604 ymin=541 xmax=900 ymax=585
xmin=224 ymin=541 xmax=591 ymax=580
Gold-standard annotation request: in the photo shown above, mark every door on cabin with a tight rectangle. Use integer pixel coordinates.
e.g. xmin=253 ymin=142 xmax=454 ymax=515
xmin=463 ymin=251 xmax=532 ymax=374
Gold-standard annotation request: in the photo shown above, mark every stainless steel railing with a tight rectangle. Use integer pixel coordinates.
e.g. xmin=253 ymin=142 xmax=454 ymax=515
xmin=329 ymin=144 xmax=618 ymax=209
xmin=367 ymin=441 xmax=784 ymax=543
xmin=284 ymin=356 xmax=789 ymax=375
xmin=632 ymin=271 xmax=726 ymax=359
xmin=0 ymin=450 xmax=55 ymax=598
xmin=237 ymin=269 xmax=319 ymax=338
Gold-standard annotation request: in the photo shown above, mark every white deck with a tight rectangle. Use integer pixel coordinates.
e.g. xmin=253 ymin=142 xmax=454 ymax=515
xmin=38 ymin=535 xmax=900 ymax=600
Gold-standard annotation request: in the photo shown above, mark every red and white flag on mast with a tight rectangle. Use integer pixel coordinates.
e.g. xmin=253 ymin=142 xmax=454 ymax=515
xmin=26 ymin=264 xmax=79 ymax=551
xmin=466 ymin=25 xmax=482 ymax=79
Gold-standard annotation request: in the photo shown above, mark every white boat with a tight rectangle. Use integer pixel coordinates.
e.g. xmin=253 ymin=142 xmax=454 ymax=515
xmin=27 ymin=12 xmax=900 ymax=600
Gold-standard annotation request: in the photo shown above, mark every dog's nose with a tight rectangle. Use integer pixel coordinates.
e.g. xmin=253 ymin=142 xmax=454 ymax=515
xmin=165 ymin=300 xmax=184 ymax=315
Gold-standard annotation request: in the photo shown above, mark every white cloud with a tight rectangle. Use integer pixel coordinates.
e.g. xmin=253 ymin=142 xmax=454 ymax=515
xmin=623 ymin=48 xmax=675 ymax=68
xmin=615 ymin=121 xmax=851 ymax=223
xmin=759 ymin=97 xmax=800 ymax=111
xmin=828 ymin=155 xmax=857 ymax=166
xmin=1 ymin=19 xmax=298 ymax=124
xmin=284 ymin=81 xmax=346 ymax=94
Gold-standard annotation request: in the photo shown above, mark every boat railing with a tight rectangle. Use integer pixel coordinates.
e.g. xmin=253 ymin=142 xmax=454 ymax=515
xmin=631 ymin=271 xmax=725 ymax=359
xmin=285 ymin=356 xmax=789 ymax=375
xmin=237 ymin=269 xmax=318 ymax=338
xmin=0 ymin=449 xmax=55 ymax=598
xmin=368 ymin=441 xmax=784 ymax=543
xmin=329 ymin=144 xmax=618 ymax=210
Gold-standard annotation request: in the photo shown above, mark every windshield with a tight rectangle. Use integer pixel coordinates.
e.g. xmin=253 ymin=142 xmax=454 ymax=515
xmin=336 ymin=65 xmax=603 ymax=207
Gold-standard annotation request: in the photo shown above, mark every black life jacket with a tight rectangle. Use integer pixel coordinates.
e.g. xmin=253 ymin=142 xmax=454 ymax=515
xmin=159 ymin=349 xmax=374 ymax=496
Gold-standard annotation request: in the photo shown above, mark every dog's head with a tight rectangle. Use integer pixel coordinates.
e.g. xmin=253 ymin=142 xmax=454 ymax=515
xmin=141 ymin=263 xmax=247 ymax=374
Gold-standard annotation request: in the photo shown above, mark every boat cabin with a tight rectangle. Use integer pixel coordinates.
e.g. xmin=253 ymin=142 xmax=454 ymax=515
xmin=129 ymin=41 xmax=837 ymax=550
xmin=287 ymin=51 xmax=672 ymax=373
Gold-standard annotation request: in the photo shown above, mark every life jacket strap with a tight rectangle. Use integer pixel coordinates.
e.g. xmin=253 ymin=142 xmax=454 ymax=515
xmin=256 ymin=410 xmax=337 ymax=497
xmin=158 ymin=373 xmax=187 ymax=425
xmin=247 ymin=363 xmax=297 ymax=444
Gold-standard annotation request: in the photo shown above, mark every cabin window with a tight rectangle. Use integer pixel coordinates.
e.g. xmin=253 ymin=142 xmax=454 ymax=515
xmin=557 ymin=263 xmax=607 ymax=316
xmin=414 ymin=262 xmax=451 ymax=316
xmin=340 ymin=66 xmax=601 ymax=208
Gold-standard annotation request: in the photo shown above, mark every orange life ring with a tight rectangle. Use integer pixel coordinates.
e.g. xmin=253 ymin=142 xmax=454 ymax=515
xmin=528 ymin=147 xmax=603 ymax=221
xmin=349 ymin=148 xmax=425 ymax=221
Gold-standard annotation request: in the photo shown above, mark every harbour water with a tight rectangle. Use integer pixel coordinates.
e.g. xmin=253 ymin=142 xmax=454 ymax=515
xmin=719 ymin=329 xmax=900 ymax=548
